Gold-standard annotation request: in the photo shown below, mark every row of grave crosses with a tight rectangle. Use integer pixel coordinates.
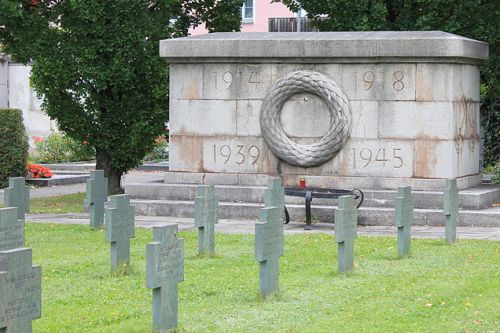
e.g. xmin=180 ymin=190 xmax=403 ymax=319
xmin=1 ymin=178 xmax=41 ymax=332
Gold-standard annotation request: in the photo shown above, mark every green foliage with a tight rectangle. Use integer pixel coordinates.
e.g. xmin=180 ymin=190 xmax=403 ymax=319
xmin=0 ymin=108 xmax=28 ymax=188
xmin=31 ymin=132 xmax=95 ymax=164
xmin=0 ymin=0 xmax=243 ymax=192
xmin=186 ymin=0 xmax=245 ymax=32
xmin=27 ymin=223 xmax=499 ymax=332
xmin=280 ymin=0 xmax=500 ymax=165
xmin=143 ymin=135 xmax=168 ymax=162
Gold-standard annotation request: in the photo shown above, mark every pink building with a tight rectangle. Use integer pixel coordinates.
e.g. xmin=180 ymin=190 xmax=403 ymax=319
xmin=189 ymin=0 xmax=300 ymax=35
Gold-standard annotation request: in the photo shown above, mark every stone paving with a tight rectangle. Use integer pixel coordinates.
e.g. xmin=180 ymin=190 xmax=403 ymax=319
xmin=26 ymin=212 xmax=500 ymax=241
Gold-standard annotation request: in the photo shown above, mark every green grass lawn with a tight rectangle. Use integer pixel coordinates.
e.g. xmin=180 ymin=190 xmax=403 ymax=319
xmin=29 ymin=192 xmax=86 ymax=214
xmin=25 ymin=223 xmax=499 ymax=333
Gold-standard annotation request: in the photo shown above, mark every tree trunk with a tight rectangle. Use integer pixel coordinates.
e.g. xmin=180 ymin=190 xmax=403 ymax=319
xmin=96 ymin=148 xmax=124 ymax=195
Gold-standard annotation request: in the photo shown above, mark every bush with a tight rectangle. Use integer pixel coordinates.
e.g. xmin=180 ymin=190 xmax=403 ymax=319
xmin=0 ymin=109 xmax=28 ymax=188
xmin=31 ymin=132 xmax=95 ymax=164
xmin=28 ymin=163 xmax=53 ymax=178
xmin=143 ymin=135 xmax=168 ymax=162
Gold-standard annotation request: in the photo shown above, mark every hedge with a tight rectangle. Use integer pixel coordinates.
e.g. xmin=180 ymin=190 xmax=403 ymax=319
xmin=0 ymin=109 xmax=28 ymax=187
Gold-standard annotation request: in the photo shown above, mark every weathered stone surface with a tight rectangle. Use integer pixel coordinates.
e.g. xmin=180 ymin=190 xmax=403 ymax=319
xmin=395 ymin=186 xmax=413 ymax=257
xmin=444 ymin=179 xmax=459 ymax=244
xmin=170 ymin=100 xmax=237 ymax=136
xmin=194 ymin=185 xmax=218 ymax=255
xmin=146 ymin=224 xmax=184 ymax=332
xmin=105 ymin=195 xmax=135 ymax=272
xmin=0 ymin=208 xmax=24 ymax=251
xmin=334 ymin=195 xmax=357 ymax=273
xmin=85 ymin=170 xmax=108 ymax=229
xmin=161 ymin=32 xmax=488 ymax=61
xmin=203 ymin=64 xmax=273 ymax=100
xmin=161 ymin=31 xmax=487 ymax=190
xmin=255 ymin=206 xmax=283 ymax=298
xmin=4 ymin=177 xmax=29 ymax=221
xmin=0 ymin=248 xmax=41 ymax=333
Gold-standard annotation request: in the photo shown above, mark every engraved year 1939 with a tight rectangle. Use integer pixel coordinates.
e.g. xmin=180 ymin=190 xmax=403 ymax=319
xmin=213 ymin=144 xmax=260 ymax=166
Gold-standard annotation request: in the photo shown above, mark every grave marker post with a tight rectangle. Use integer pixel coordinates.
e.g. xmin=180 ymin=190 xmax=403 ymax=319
xmin=0 ymin=248 xmax=41 ymax=333
xmin=255 ymin=206 xmax=284 ymax=298
xmin=264 ymin=177 xmax=285 ymax=223
xmin=334 ymin=195 xmax=357 ymax=273
xmin=444 ymin=179 xmax=458 ymax=244
xmin=4 ymin=177 xmax=29 ymax=221
xmin=395 ymin=186 xmax=413 ymax=257
xmin=85 ymin=170 xmax=108 ymax=229
xmin=0 ymin=207 xmax=24 ymax=251
xmin=146 ymin=224 xmax=184 ymax=332
xmin=194 ymin=185 xmax=218 ymax=255
xmin=105 ymin=195 xmax=135 ymax=273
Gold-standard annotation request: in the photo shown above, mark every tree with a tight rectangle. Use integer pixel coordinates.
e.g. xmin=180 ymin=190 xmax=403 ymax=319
xmin=280 ymin=0 xmax=500 ymax=166
xmin=0 ymin=0 xmax=243 ymax=194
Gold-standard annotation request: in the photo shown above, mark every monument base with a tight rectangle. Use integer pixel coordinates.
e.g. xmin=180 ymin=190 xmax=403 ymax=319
xmin=163 ymin=171 xmax=482 ymax=191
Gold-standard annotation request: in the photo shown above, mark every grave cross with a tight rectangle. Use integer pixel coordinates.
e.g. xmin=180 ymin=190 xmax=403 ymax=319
xmin=255 ymin=206 xmax=284 ymax=298
xmin=264 ymin=177 xmax=285 ymax=224
xmin=0 ymin=207 xmax=24 ymax=251
xmin=444 ymin=179 xmax=458 ymax=244
xmin=334 ymin=195 xmax=357 ymax=273
xmin=146 ymin=224 xmax=184 ymax=332
xmin=105 ymin=195 xmax=135 ymax=273
xmin=4 ymin=177 xmax=29 ymax=221
xmin=395 ymin=186 xmax=413 ymax=257
xmin=194 ymin=185 xmax=218 ymax=255
xmin=0 ymin=248 xmax=41 ymax=333
xmin=85 ymin=170 xmax=108 ymax=229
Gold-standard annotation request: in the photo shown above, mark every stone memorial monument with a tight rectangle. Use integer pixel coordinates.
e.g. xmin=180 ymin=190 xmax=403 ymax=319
xmin=255 ymin=206 xmax=283 ymax=298
xmin=146 ymin=224 xmax=184 ymax=332
xmin=444 ymin=179 xmax=459 ymax=244
xmin=105 ymin=194 xmax=135 ymax=273
xmin=0 ymin=207 xmax=24 ymax=251
xmin=160 ymin=32 xmax=488 ymax=190
xmin=395 ymin=186 xmax=413 ymax=257
xmin=0 ymin=248 xmax=41 ymax=332
xmin=4 ymin=177 xmax=29 ymax=221
xmin=194 ymin=185 xmax=218 ymax=256
xmin=334 ymin=195 xmax=357 ymax=273
xmin=264 ymin=177 xmax=285 ymax=223
xmin=85 ymin=170 xmax=108 ymax=229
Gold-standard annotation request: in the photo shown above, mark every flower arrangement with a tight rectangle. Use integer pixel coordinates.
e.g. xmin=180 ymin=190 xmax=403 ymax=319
xmin=28 ymin=163 xmax=53 ymax=178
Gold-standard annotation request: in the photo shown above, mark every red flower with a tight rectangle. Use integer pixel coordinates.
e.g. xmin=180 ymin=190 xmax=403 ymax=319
xmin=33 ymin=136 xmax=44 ymax=143
xmin=27 ymin=164 xmax=53 ymax=179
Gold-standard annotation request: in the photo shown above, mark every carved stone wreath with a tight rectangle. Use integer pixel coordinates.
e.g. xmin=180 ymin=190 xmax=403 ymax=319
xmin=259 ymin=70 xmax=353 ymax=167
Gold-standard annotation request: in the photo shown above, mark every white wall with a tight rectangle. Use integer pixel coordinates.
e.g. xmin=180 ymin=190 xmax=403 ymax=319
xmin=0 ymin=57 xmax=56 ymax=142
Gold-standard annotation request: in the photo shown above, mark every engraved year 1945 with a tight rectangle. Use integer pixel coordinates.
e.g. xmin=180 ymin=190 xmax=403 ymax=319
xmin=352 ymin=147 xmax=404 ymax=169
xmin=213 ymin=144 xmax=260 ymax=166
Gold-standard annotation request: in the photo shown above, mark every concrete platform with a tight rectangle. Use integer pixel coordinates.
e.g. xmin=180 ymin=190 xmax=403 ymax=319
xmin=27 ymin=174 xmax=90 ymax=187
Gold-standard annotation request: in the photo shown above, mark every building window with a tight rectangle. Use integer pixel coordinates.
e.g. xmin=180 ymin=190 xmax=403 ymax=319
xmin=242 ymin=0 xmax=254 ymax=24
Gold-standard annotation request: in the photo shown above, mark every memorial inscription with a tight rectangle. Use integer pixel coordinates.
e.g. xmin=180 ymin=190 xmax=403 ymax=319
xmin=146 ymin=224 xmax=184 ymax=332
xmin=0 ymin=248 xmax=41 ymax=332
xmin=0 ymin=208 xmax=24 ymax=251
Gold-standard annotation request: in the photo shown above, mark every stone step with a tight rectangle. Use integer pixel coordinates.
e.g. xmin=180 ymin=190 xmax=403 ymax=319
xmin=130 ymin=199 xmax=500 ymax=227
xmin=125 ymin=183 xmax=500 ymax=210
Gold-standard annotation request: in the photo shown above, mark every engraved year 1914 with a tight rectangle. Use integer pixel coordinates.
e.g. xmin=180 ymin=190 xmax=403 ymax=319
xmin=212 ymin=70 xmax=260 ymax=89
